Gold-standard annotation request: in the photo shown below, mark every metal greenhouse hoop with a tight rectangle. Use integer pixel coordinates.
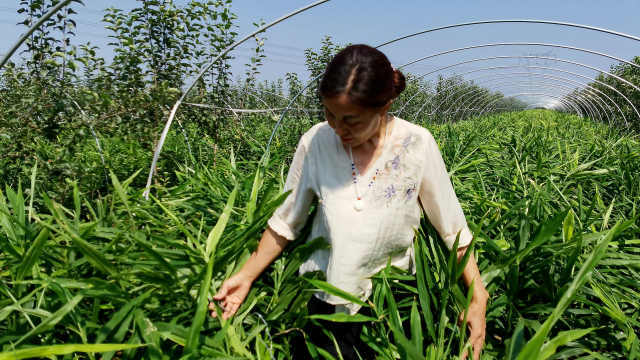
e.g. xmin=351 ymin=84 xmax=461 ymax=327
xmin=452 ymin=83 xmax=600 ymax=123
xmin=143 ymin=15 xmax=640 ymax=198
xmin=419 ymin=72 xmax=619 ymax=123
xmin=478 ymin=92 xmax=585 ymax=117
xmin=398 ymin=64 xmax=636 ymax=126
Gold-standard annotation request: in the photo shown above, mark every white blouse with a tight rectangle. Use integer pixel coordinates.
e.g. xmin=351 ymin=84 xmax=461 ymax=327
xmin=267 ymin=115 xmax=473 ymax=315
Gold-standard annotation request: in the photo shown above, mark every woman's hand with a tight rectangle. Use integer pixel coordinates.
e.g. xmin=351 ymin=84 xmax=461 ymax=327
xmin=208 ymin=226 xmax=289 ymax=321
xmin=459 ymin=294 xmax=488 ymax=360
xmin=208 ymin=272 xmax=253 ymax=320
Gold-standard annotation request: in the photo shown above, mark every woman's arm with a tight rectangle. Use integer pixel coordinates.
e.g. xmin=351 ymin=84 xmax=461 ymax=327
xmin=457 ymin=245 xmax=489 ymax=360
xmin=239 ymin=226 xmax=290 ymax=282
xmin=209 ymin=226 xmax=289 ymax=320
xmin=211 ymin=134 xmax=313 ymax=320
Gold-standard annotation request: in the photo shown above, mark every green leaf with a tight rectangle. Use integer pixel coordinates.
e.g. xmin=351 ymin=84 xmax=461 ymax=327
xmin=0 ymin=344 xmax=146 ymax=360
xmin=16 ymin=225 xmax=50 ymax=281
xmin=96 ymin=290 xmax=153 ymax=343
xmin=184 ymin=184 xmax=238 ymax=356
xmin=16 ymin=295 xmax=84 ymax=346
xmin=110 ymin=171 xmax=131 ymax=216
xmin=410 ymin=298 xmax=424 ymax=354
xmin=506 ymin=209 xmax=568 ymax=268
xmin=562 ymin=209 xmax=575 ymax=243
xmin=303 ymin=278 xmax=370 ymax=308
xmin=307 ymin=313 xmax=377 ymax=323
xmin=206 ymin=185 xmax=237 ymax=259
xmin=149 ymin=194 xmax=196 ymax=245
xmin=539 ymin=328 xmax=596 ymax=360
xmin=414 ymin=232 xmax=436 ymax=342
xmin=506 ymin=318 xmax=526 ymax=360
xmin=246 ymin=152 xmax=268 ymax=224
xmin=52 ymin=218 xmax=117 ymax=277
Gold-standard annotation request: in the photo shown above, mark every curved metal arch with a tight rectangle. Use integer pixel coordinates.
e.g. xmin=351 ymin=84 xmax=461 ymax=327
xmin=247 ymin=87 xmax=314 ymax=119
xmin=470 ymin=68 xmax=627 ymax=123
xmin=456 ymin=88 xmax=587 ymax=121
xmin=480 ymin=104 xmax=547 ymax=117
xmin=449 ymin=93 xmax=582 ymax=121
xmin=520 ymin=103 xmax=567 ymax=112
xmin=455 ymin=82 xmax=602 ymax=123
xmin=376 ymin=20 xmax=640 ymax=49
xmin=472 ymin=91 xmax=587 ymax=120
xmin=398 ymin=64 xmax=636 ymax=125
xmin=412 ymin=78 xmax=590 ymax=124
xmin=395 ymin=63 xmax=628 ymax=123
xmin=470 ymin=92 xmax=584 ymax=119
xmin=526 ymin=103 xmax=556 ymax=109
xmin=428 ymin=76 xmax=612 ymax=124
xmin=422 ymin=72 xmax=618 ymax=123
xmin=479 ymin=92 xmax=586 ymax=118
xmin=524 ymin=101 xmax=568 ymax=111
xmin=398 ymin=42 xmax=640 ymax=72
xmin=465 ymin=85 xmax=597 ymax=122
xmin=428 ymin=76 xmax=610 ymax=124
xmin=399 ymin=55 xmax=640 ymax=96
xmin=148 ymin=18 xmax=640 ymax=197
xmin=426 ymin=79 xmax=593 ymax=120
xmin=143 ymin=0 xmax=330 ymax=199
xmin=437 ymin=91 xmax=582 ymax=122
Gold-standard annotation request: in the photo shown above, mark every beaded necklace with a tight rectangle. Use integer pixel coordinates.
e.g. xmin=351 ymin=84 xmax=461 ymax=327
xmin=348 ymin=114 xmax=392 ymax=211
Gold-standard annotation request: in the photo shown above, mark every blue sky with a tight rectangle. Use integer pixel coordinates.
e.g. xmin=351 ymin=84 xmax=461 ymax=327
xmin=2 ymin=0 xmax=640 ymax=104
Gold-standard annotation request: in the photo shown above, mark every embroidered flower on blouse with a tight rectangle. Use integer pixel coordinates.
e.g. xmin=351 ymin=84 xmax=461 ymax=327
xmin=402 ymin=136 xmax=412 ymax=149
xmin=373 ymin=133 xmax=422 ymax=207
xmin=391 ymin=155 xmax=400 ymax=170
xmin=384 ymin=184 xmax=396 ymax=199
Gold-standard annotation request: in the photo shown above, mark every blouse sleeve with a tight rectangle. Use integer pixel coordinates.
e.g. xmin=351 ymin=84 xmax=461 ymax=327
xmin=267 ymin=136 xmax=316 ymax=241
xmin=418 ymin=130 xmax=473 ymax=250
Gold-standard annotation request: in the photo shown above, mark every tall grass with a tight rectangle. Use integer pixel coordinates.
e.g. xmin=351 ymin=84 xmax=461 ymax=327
xmin=1 ymin=110 xmax=638 ymax=359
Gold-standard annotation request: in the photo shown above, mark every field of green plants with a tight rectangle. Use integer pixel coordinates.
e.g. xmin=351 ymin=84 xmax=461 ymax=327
xmin=1 ymin=108 xmax=639 ymax=359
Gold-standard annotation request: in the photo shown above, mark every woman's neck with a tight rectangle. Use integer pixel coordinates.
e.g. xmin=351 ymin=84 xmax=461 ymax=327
xmin=353 ymin=113 xmax=392 ymax=153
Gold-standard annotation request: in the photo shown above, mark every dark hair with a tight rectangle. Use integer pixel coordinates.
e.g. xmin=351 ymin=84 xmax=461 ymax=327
xmin=319 ymin=44 xmax=406 ymax=108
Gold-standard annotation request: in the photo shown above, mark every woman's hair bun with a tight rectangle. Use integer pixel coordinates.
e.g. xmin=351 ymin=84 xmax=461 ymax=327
xmin=392 ymin=69 xmax=406 ymax=99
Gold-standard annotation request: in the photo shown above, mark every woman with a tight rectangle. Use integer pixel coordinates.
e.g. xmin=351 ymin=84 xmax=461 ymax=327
xmin=209 ymin=44 xmax=488 ymax=360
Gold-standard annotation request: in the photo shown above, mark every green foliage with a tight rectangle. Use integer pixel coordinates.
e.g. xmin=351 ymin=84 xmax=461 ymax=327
xmin=303 ymin=35 xmax=349 ymax=111
xmin=1 ymin=111 xmax=639 ymax=359
xmin=17 ymin=0 xmax=84 ymax=82
xmin=244 ymin=20 xmax=267 ymax=90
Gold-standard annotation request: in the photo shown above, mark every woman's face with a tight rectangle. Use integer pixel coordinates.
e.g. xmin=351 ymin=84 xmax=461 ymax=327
xmin=322 ymin=94 xmax=387 ymax=148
